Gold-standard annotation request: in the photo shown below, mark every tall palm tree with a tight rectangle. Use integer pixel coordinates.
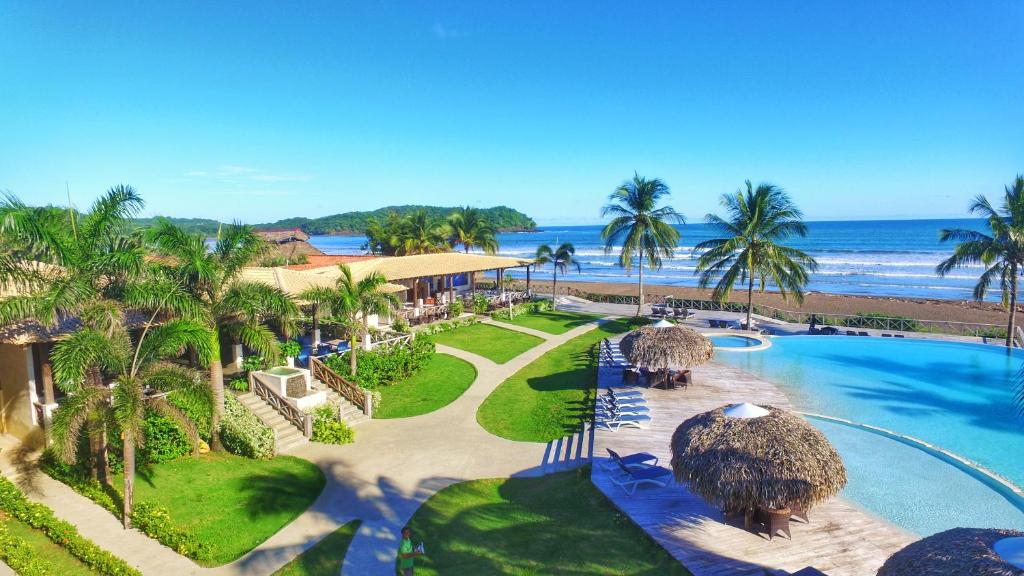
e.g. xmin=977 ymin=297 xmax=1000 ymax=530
xmin=49 ymin=273 xmax=210 ymax=528
xmin=534 ymin=243 xmax=580 ymax=310
xmin=0 ymin=185 xmax=146 ymax=480
xmin=601 ymin=174 xmax=685 ymax=316
xmin=300 ymin=264 xmax=398 ymax=375
xmin=396 ymin=210 xmax=449 ymax=255
xmin=937 ymin=175 xmax=1024 ymax=347
xmin=695 ymin=181 xmax=817 ymax=329
xmin=448 ymin=207 xmax=498 ymax=296
xmin=148 ymin=220 xmax=298 ymax=449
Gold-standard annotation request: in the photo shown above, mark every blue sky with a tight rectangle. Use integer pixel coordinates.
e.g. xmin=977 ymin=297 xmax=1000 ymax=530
xmin=1 ymin=1 xmax=1021 ymax=225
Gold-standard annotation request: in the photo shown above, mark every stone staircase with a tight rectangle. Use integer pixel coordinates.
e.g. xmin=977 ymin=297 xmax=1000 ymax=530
xmin=237 ymin=379 xmax=370 ymax=454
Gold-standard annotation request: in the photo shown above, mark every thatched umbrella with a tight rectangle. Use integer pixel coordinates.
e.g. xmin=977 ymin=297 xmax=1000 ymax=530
xmin=877 ymin=528 xmax=1024 ymax=576
xmin=619 ymin=325 xmax=714 ymax=372
xmin=670 ymin=404 xmax=847 ymax=513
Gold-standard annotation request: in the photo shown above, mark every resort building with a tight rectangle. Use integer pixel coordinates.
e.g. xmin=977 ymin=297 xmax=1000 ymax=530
xmin=0 ymin=320 xmax=67 ymax=447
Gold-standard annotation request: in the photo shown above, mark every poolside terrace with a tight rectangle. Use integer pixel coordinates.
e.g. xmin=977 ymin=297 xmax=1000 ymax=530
xmin=591 ymin=334 xmax=917 ymax=576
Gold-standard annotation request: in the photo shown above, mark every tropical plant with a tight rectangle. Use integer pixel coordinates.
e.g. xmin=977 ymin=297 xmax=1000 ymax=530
xmin=48 ymin=273 xmax=211 ymax=528
xmin=600 ymin=174 xmax=685 ymax=315
xmin=937 ymin=175 xmax=1024 ymax=347
xmin=0 ymin=185 xmax=147 ymax=481
xmin=300 ymin=264 xmax=399 ymax=375
xmin=534 ymin=243 xmax=581 ymax=310
xmin=695 ymin=181 xmax=818 ymax=329
xmin=448 ymin=206 xmax=498 ymax=296
xmin=396 ymin=210 xmax=450 ymax=255
xmin=147 ymin=219 xmax=298 ymax=449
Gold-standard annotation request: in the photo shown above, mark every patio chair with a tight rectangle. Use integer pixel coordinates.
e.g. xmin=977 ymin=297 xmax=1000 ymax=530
xmin=672 ymin=369 xmax=691 ymax=387
xmin=858 ymin=331 xmax=870 ymax=336
xmin=598 ymin=394 xmax=646 ymax=407
xmin=596 ymin=412 xmax=652 ymax=431
xmin=846 ymin=330 xmax=857 ymax=336
xmin=606 ymin=389 xmax=644 ymax=399
xmin=597 ymin=401 xmax=650 ymax=415
xmin=882 ymin=333 xmax=892 ymax=337
xmin=601 ymin=448 xmax=658 ymax=471
xmin=894 ymin=334 xmax=905 ymax=338
xmin=609 ymin=459 xmax=672 ymax=495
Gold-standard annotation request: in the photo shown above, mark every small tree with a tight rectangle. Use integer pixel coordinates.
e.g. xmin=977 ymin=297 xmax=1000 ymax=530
xmin=534 ymin=243 xmax=580 ymax=311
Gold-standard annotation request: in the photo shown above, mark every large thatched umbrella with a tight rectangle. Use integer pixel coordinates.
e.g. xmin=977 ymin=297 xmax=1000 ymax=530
xmin=619 ymin=325 xmax=714 ymax=372
xmin=877 ymin=528 xmax=1024 ymax=576
xmin=670 ymin=404 xmax=847 ymax=513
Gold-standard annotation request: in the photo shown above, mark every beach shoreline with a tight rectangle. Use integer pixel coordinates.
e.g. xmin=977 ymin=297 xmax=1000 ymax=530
xmin=502 ymin=278 xmax=1012 ymax=326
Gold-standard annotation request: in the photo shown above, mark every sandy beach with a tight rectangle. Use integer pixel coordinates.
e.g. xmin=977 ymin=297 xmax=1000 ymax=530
xmin=512 ymin=279 xmax=1012 ymax=326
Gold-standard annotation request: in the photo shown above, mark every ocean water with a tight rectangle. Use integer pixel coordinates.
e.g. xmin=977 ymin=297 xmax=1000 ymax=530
xmin=308 ymin=218 xmax=990 ymax=301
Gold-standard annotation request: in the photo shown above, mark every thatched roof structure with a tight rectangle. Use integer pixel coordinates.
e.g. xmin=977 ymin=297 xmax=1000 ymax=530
xmin=877 ymin=528 xmax=1024 ymax=576
xmin=670 ymin=404 xmax=847 ymax=511
xmin=239 ymin=267 xmax=406 ymax=301
xmin=619 ymin=325 xmax=714 ymax=370
xmin=256 ymin=228 xmax=311 ymax=243
xmin=299 ymin=252 xmax=533 ymax=281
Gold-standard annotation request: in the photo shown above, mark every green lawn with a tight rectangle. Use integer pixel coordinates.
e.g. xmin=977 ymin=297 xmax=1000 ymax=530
xmin=431 ymin=323 xmax=543 ymax=364
xmin=404 ymin=468 xmax=691 ymax=575
xmin=1 ymin=514 xmax=95 ymax=576
xmin=272 ymin=521 xmax=361 ymax=576
xmin=477 ymin=318 xmax=634 ymax=442
xmin=375 ymin=353 xmax=477 ymax=418
xmin=493 ymin=309 xmax=601 ymax=335
xmin=117 ymin=452 xmax=325 ymax=566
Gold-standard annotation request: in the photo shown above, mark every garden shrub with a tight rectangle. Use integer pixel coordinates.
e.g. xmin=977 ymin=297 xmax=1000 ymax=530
xmin=392 ymin=317 xmax=410 ymax=333
xmin=0 ymin=524 xmax=50 ymax=576
xmin=167 ymin=387 xmax=212 ymax=442
xmin=241 ymin=355 xmax=266 ymax=373
xmin=227 ymin=376 xmax=249 ymax=392
xmin=472 ymin=294 xmax=490 ymax=314
xmin=0 ymin=476 xmax=142 ymax=575
xmin=448 ymin=298 xmax=464 ymax=317
xmin=415 ymin=316 xmax=478 ymax=336
xmin=139 ymin=412 xmax=192 ymax=464
xmin=491 ymin=300 xmax=551 ymax=320
xmin=280 ymin=339 xmax=302 ymax=360
xmin=310 ymin=404 xmax=355 ymax=445
xmin=219 ymin=393 xmax=275 ymax=459
xmin=324 ymin=336 xmax=435 ymax=390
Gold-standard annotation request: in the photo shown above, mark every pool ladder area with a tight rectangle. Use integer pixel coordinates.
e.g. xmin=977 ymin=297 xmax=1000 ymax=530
xmin=798 ymin=411 xmax=1024 ymax=515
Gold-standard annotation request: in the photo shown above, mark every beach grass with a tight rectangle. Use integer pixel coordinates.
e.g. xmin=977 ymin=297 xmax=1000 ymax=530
xmin=404 ymin=468 xmax=691 ymax=576
xmin=1 ymin=514 xmax=96 ymax=575
xmin=375 ymin=353 xmax=477 ymax=418
xmin=115 ymin=452 xmax=325 ymax=566
xmin=431 ymin=323 xmax=543 ymax=364
xmin=476 ymin=318 xmax=632 ymax=442
xmin=493 ymin=309 xmax=601 ymax=335
xmin=271 ymin=520 xmax=361 ymax=576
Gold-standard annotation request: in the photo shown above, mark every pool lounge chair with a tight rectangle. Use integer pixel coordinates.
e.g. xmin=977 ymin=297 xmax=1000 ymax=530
xmin=846 ymin=330 xmax=857 ymax=336
xmin=609 ymin=459 xmax=673 ymax=495
xmin=601 ymin=448 xmax=659 ymax=471
xmin=858 ymin=331 xmax=870 ymax=336
xmin=597 ymin=402 xmax=650 ymax=416
xmin=597 ymin=412 xmax=652 ymax=431
xmin=598 ymin=395 xmax=646 ymax=408
xmin=605 ymin=389 xmax=644 ymax=399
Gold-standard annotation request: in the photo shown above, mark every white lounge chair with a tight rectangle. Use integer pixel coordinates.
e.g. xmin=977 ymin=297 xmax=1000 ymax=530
xmin=597 ymin=412 xmax=651 ymax=431
xmin=609 ymin=460 xmax=673 ymax=494
xmin=600 ymin=448 xmax=659 ymax=471
xmin=597 ymin=403 xmax=650 ymax=416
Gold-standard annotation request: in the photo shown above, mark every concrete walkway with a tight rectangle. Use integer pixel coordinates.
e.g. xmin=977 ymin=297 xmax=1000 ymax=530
xmin=1 ymin=317 xmax=605 ymax=576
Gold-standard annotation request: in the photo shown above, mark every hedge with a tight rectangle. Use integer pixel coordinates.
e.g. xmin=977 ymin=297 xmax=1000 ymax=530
xmin=324 ymin=336 xmax=435 ymax=390
xmin=39 ymin=456 xmax=213 ymax=562
xmin=310 ymin=404 xmax=355 ymax=445
xmin=490 ymin=299 xmax=552 ymax=320
xmin=0 ymin=523 xmax=51 ymax=576
xmin=220 ymin=393 xmax=276 ymax=459
xmin=0 ymin=476 xmax=141 ymax=575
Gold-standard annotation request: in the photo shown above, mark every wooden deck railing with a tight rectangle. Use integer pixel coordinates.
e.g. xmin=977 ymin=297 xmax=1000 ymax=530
xmin=309 ymin=356 xmax=371 ymax=416
xmin=371 ymin=332 xmax=414 ymax=349
xmin=249 ymin=373 xmax=313 ymax=437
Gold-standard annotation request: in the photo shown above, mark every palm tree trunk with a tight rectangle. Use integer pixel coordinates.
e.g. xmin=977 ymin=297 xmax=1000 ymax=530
xmin=637 ymin=254 xmax=644 ymax=317
xmin=1007 ymin=264 xmax=1018 ymax=348
xmin=209 ymin=329 xmax=224 ymax=451
xmin=552 ymin=267 xmax=558 ymax=310
xmin=349 ymin=326 xmax=358 ymax=376
xmin=122 ymin=435 xmax=135 ymax=529
xmin=746 ymin=272 xmax=755 ymax=330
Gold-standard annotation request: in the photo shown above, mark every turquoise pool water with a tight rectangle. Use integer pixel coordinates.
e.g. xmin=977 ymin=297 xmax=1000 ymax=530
xmin=708 ymin=335 xmax=760 ymax=348
xmin=714 ymin=336 xmax=1024 ymax=535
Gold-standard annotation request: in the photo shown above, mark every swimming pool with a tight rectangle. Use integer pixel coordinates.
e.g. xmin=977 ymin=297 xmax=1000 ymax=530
xmin=708 ymin=335 xmax=761 ymax=348
xmin=714 ymin=336 xmax=1024 ymax=535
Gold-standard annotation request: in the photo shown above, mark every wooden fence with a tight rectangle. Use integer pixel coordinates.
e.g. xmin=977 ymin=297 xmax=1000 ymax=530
xmin=309 ymin=356 xmax=372 ymax=416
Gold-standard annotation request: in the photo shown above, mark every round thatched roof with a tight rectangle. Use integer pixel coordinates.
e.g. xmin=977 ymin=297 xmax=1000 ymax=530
xmin=619 ymin=325 xmax=714 ymax=370
xmin=877 ymin=528 xmax=1024 ymax=576
xmin=670 ymin=404 xmax=847 ymax=511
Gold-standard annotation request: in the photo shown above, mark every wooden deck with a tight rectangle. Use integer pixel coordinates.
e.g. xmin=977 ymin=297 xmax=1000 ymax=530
xmin=591 ymin=336 xmax=916 ymax=576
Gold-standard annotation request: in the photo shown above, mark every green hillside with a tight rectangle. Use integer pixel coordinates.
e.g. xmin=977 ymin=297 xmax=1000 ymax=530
xmin=132 ymin=205 xmax=536 ymax=236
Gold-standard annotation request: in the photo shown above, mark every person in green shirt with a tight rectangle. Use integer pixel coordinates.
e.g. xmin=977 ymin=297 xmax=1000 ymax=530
xmin=397 ymin=525 xmax=423 ymax=575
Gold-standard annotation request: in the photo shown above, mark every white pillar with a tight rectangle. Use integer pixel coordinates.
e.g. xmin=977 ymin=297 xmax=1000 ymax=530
xmin=24 ymin=346 xmax=39 ymax=425
xmin=232 ymin=344 xmax=244 ymax=370
xmin=363 ymin=333 xmax=372 ymax=351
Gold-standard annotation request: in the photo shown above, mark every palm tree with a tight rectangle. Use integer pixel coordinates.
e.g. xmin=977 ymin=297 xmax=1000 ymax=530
xmin=0 ymin=185 xmax=146 ymax=480
xmin=448 ymin=207 xmax=498 ymax=297
xmin=937 ymin=176 xmax=1024 ymax=347
xmin=49 ymin=273 xmax=211 ymax=528
xmin=695 ymin=181 xmax=818 ymax=330
xmin=147 ymin=220 xmax=298 ymax=449
xmin=300 ymin=264 xmax=398 ymax=376
xmin=396 ymin=210 xmax=449 ymax=255
xmin=601 ymin=174 xmax=685 ymax=316
xmin=534 ymin=243 xmax=580 ymax=310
